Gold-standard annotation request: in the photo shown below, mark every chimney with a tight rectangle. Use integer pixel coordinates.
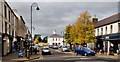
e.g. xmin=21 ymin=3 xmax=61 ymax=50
xmin=92 ymin=15 xmax=98 ymax=24
xmin=53 ymin=30 xmax=56 ymax=34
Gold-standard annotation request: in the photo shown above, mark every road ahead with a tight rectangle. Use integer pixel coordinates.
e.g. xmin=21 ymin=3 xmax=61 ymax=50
xmin=30 ymin=48 xmax=120 ymax=62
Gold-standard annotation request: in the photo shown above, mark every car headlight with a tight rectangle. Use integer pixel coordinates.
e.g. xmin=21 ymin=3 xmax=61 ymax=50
xmin=88 ymin=52 xmax=91 ymax=53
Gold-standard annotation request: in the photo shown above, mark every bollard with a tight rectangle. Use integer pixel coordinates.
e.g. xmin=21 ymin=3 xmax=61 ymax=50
xmin=27 ymin=50 xmax=30 ymax=59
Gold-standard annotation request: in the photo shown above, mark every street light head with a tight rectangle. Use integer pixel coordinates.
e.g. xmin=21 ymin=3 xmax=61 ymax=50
xmin=36 ymin=7 xmax=40 ymax=10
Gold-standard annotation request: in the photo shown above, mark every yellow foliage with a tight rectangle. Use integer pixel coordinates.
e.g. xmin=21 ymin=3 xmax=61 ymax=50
xmin=34 ymin=39 xmax=39 ymax=44
xmin=64 ymin=11 xmax=97 ymax=44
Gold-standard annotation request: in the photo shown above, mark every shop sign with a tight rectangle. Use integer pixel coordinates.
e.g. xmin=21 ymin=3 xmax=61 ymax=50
xmin=106 ymin=36 xmax=109 ymax=39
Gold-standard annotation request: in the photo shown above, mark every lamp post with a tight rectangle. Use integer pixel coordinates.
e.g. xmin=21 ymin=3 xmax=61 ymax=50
xmin=61 ymin=31 xmax=64 ymax=46
xmin=30 ymin=3 xmax=40 ymax=55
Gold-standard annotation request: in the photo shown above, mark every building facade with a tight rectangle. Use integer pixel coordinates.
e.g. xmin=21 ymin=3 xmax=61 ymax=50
xmin=93 ymin=13 xmax=120 ymax=54
xmin=0 ymin=0 xmax=29 ymax=56
xmin=47 ymin=30 xmax=64 ymax=46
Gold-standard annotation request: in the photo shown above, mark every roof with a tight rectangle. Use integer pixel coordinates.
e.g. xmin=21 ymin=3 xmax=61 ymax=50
xmin=48 ymin=34 xmax=63 ymax=38
xmin=94 ymin=13 xmax=120 ymax=28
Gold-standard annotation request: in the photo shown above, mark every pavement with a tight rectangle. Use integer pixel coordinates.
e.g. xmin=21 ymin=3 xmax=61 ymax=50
xmin=2 ymin=51 xmax=42 ymax=62
xmin=95 ymin=53 xmax=120 ymax=59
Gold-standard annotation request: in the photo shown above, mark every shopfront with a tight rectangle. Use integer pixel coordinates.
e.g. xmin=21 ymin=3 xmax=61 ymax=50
xmin=102 ymin=33 xmax=120 ymax=53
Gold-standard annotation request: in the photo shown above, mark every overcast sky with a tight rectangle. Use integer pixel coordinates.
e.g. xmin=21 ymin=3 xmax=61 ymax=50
xmin=6 ymin=0 xmax=119 ymax=38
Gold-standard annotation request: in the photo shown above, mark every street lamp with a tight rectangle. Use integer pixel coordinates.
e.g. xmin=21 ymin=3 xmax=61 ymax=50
xmin=61 ymin=31 xmax=64 ymax=46
xmin=30 ymin=3 xmax=40 ymax=55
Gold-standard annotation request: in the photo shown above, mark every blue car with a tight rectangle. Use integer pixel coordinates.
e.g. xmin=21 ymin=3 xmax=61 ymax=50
xmin=75 ymin=47 xmax=95 ymax=56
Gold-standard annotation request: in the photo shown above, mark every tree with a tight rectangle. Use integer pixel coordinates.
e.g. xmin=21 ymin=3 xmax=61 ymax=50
xmin=42 ymin=36 xmax=48 ymax=43
xmin=64 ymin=24 xmax=72 ymax=44
xmin=34 ymin=39 xmax=39 ymax=44
xmin=65 ymin=11 xmax=97 ymax=44
xmin=38 ymin=37 xmax=42 ymax=42
xmin=34 ymin=34 xmax=42 ymax=42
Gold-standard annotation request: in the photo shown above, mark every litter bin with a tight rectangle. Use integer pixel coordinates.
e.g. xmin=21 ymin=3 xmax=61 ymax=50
xmin=18 ymin=50 xmax=23 ymax=57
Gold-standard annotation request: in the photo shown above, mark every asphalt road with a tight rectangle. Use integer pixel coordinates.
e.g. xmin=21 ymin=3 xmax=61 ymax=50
xmin=29 ymin=48 xmax=120 ymax=62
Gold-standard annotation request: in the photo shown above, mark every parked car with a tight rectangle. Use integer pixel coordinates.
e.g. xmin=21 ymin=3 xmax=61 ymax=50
xmin=49 ymin=45 xmax=53 ymax=48
xmin=75 ymin=47 xmax=95 ymax=56
xmin=60 ymin=46 xmax=70 ymax=52
xmin=52 ymin=45 xmax=58 ymax=49
xmin=41 ymin=47 xmax=51 ymax=55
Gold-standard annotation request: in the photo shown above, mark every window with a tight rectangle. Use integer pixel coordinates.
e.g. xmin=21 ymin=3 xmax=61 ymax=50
xmin=97 ymin=29 xmax=99 ymax=36
xmin=118 ymin=23 xmax=120 ymax=32
xmin=56 ymin=38 xmax=57 ymax=41
xmin=4 ymin=5 xmax=7 ymax=18
xmin=101 ymin=28 xmax=103 ymax=35
xmin=5 ymin=22 xmax=7 ymax=33
xmin=105 ymin=26 xmax=107 ymax=34
xmin=8 ymin=10 xmax=10 ymax=21
xmin=53 ymin=38 xmax=54 ymax=41
xmin=110 ymin=25 xmax=113 ymax=33
xmin=9 ymin=25 xmax=10 ymax=34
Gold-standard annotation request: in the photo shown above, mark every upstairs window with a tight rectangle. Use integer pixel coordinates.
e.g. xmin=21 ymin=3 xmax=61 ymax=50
xmin=9 ymin=25 xmax=10 ymax=34
xmin=101 ymin=28 xmax=103 ymax=35
xmin=8 ymin=10 xmax=11 ymax=21
xmin=4 ymin=5 xmax=7 ymax=18
xmin=105 ymin=26 xmax=107 ymax=34
xmin=53 ymin=38 xmax=54 ymax=41
xmin=5 ymin=22 xmax=7 ymax=33
xmin=97 ymin=29 xmax=99 ymax=36
xmin=110 ymin=25 xmax=113 ymax=33
xmin=56 ymin=38 xmax=57 ymax=41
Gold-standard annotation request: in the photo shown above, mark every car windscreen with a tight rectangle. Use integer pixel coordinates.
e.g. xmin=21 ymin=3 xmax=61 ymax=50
xmin=62 ymin=46 xmax=67 ymax=48
xmin=43 ymin=48 xmax=49 ymax=50
xmin=83 ymin=47 xmax=91 ymax=51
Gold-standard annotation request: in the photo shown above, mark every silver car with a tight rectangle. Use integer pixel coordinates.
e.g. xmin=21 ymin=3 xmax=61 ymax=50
xmin=60 ymin=46 xmax=70 ymax=52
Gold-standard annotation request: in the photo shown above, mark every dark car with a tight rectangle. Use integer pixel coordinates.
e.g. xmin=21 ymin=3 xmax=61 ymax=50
xmin=75 ymin=47 xmax=95 ymax=56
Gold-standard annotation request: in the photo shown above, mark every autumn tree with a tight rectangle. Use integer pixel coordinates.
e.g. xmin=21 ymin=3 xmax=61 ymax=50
xmin=65 ymin=11 xmax=97 ymax=44
xmin=64 ymin=24 xmax=72 ymax=44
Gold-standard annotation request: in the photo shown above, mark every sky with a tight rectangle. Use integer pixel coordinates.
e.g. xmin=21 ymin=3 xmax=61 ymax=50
xmin=5 ymin=0 xmax=119 ymax=38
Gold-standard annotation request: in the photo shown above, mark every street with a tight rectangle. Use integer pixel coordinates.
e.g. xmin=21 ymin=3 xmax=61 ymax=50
xmin=28 ymin=48 xmax=120 ymax=62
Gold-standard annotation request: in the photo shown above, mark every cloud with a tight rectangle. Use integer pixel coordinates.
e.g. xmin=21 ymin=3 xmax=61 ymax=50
xmin=7 ymin=2 xmax=118 ymax=38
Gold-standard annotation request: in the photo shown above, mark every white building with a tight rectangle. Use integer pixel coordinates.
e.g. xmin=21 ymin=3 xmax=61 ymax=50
xmin=93 ymin=13 xmax=120 ymax=54
xmin=47 ymin=30 xmax=64 ymax=46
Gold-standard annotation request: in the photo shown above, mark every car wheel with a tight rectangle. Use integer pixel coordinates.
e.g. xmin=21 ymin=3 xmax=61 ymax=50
xmin=84 ymin=53 xmax=87 ymax=56
xmin=92 ymin=54 xmax=95 ymax=56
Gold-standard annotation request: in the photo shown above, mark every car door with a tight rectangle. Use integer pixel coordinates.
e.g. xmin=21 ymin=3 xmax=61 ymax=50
xmin=76 ymin=47 xmax=80 ymax=54
xmin=79 ymin=47 xmax=84 ymax=55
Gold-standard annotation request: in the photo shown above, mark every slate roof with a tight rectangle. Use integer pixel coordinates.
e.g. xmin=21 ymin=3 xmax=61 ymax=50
xmin=94 ymin=13 xmax=120 ymax=28
xmin=48 ymin=34 xmax=63 ymax=38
